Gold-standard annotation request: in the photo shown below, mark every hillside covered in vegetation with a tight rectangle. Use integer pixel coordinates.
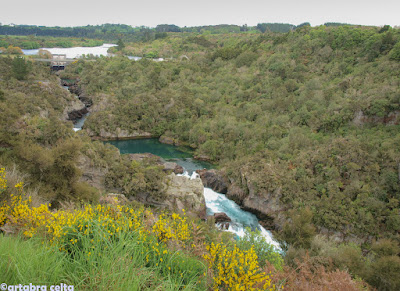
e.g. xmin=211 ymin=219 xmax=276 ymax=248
xmin=0 ymin=24 xmax=400 ymax=290
xmin=71 ymin=25 xmax=400 ymax=239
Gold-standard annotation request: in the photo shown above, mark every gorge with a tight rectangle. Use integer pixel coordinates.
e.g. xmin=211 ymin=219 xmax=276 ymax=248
xmin=63 ymin=77 xmax=280 ymax=248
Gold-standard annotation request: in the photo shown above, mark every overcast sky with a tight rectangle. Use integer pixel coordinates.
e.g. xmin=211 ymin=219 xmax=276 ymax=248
xmin=1 ymin=0 xmax=399 ymax=28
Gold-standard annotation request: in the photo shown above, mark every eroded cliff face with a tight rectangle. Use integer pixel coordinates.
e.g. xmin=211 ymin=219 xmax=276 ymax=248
xmin=352 ymin=110 xmax=400 ymax=126
xmin=196 ymin=169 xmax=228 ymax=194
xmin=60 ymin=79 xmax=92 ymax=125
xmin=197 ymin=168 xmax=285 ymax=230
xmin=127 ymin=173 xmax=206 ymax=219
xmin=62 ymin=98 xmax=87 ymax=122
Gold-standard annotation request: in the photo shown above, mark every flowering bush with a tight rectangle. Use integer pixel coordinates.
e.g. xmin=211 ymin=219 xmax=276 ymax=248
xmin=152 ymin=211 xmax=191 ymax=245
xmin=204 ymin=242 xmax=276 ymax=290
xmin=1 ymin=168 xmax=279 ymax=290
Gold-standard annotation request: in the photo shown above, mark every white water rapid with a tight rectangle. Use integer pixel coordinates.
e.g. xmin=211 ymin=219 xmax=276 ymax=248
xmin=179 ymin=171 xmax=280 ymax=250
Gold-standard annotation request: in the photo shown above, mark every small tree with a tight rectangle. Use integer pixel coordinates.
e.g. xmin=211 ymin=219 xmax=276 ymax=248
xmin=277 ymin=208 xmax=316 ymax=250
xmin=6 ymin=45 xmax=23 ymax=55
xmin=12 ymin=56 xmax=30 ymax=80
xmin=116 ymin=39 xmax=125 ymax=51
xmin=237 ymin=228 xmax=284 ymax=270
xmin=389 ymin=42 xmax=400 ymax=61
xmin=38 ymin=49 xmax=52 ymax=59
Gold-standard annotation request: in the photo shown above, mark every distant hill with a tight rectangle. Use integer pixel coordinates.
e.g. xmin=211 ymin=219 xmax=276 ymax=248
xmin=0 ymin=22 xmax=364 ymax=42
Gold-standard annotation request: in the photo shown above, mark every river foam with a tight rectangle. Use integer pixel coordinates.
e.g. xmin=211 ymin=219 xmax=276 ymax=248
xmin=179 ymin=171 xmax=280 ymax=249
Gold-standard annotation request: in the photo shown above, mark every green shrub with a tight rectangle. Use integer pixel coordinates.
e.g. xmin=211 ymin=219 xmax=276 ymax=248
xmin=389 ymin=42 xmax=400 ymax=61
xmin=235 ymin=51 xmax=259 ymax=67
xmin=237 ymin=228 xmax=284 ymax=270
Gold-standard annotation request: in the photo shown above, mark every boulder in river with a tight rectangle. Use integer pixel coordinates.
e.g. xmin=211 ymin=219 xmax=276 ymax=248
xmin=213 ymin=212 xmax=232 ymax=223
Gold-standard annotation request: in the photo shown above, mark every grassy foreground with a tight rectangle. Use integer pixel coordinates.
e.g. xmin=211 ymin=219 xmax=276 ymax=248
xmin=0 ymin=167 xmax=278 ymax=290
xmin=0 ymin=231 xmax=204 ymax=290
xmin=0 ymin=167 xmax=372 ymax=290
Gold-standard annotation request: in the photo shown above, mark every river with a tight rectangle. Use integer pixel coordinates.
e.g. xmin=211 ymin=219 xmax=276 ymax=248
xmin=73 ymin=113 xmax=89 ymax=132
xmin=23 ymin=44 xmax=163 ymax=61
xmin=60 ymin=61 xmax=279 ymax=249
xmin=106 ymin=138 xmax=280 ymax=249
xmin=22 ymin=43 xmax=117 ymax=58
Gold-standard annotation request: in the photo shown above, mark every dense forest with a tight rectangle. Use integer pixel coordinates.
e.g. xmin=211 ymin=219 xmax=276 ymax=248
xmin=0 ymin=22 xmax=349 ymax=42
xmin=70 ymin=25 xmax=400 ymax=238
xmin=1 ymin=24 xmax=400 ymax=290
xmin=0 ymin=35 xmax=103 ymax=50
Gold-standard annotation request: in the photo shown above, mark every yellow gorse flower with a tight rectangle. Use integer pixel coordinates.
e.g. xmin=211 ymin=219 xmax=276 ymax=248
xmin=0 ymin=168 xmax=279 ymax=290
xmin=204 ymin=242 xmax=275 ymax=290
xmin=0 ymin=168 xmax=7 ymax=191
xmin=152 ymin=212 xmax=191 ymax=245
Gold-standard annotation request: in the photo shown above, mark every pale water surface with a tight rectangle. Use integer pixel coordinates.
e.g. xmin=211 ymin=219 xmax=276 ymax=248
xmin=22 ymin=44 xmax=116 ymax=58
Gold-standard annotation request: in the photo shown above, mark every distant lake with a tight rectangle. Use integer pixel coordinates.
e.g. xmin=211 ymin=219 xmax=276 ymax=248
xmin=22 ymin=43 xmax=116 ymax=58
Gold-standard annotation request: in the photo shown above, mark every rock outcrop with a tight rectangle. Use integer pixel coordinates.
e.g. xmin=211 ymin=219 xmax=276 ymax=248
xmin=163 ymin=162 xmax=184 ymax=174
xmin=195 ymin=169 xmax=284 ymax=230
xmin=134 ymin=173 xmax=206 ymax=219
xmin=128 ymin=153 xmax=183 ymax=174
xmin=78 ymin=95 xmax=93 ymax=107
xmin=86 ymin=128 xmax=153 ymax=140
xmin=67 ymin=106 xmax=88 ymax=122
xmin=158 ymin=135 xmax=186 ymax=147
xmin=196 ymin=169 xmax=228 ymax=194
xmin=240 ymin=186 xmax=284 ymax=230
xmin=62 ymin=96 xmax=87 ymax=122
xmin=213 ymin=212 xmax=232 ymax=223
xmin=163 ymin=173 xmax=206 ymax=219
xmin=193 ymin=154 xmax=212 ymax=161
xmin=227 ymin=170 xmax=285 ymax=230
xmin=66 ymin=83 xmax=83 ymax=96
xmin=60 ymin=79 xmax=93 ymax=126
xmin=352 ymin=110 xmax=400 ymax=126
xmin=211 ymin=213 xmax=232 ymax=230
xmin=127 ymin=153 xmax=183 ymax=174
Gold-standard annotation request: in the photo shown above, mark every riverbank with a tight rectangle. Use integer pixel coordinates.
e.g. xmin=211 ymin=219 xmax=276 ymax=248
xmin=60 ymin=78 xmax=279 ymax=243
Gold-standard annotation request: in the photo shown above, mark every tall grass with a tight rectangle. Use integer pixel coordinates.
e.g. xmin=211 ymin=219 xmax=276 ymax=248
xmin=0 ymin=235 xmax=67 ymax=285
xmin=0 ymin=224 xmax=206 ymax=290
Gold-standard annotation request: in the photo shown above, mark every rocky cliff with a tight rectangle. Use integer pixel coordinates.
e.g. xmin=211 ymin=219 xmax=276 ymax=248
xmin=197 ymin=168 xmax=284 ymax=230
xmin=134 ymin=173 xmax=206 ymax=219
xmin=163 ymin=173 xmax=206 ymax=219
